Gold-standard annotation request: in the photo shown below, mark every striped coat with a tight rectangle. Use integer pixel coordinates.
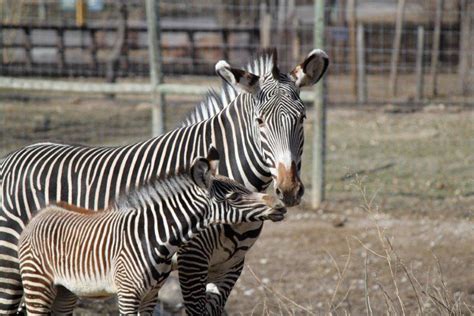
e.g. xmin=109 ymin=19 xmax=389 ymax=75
xmin=18 ymin=151 xmax=286 ymax=315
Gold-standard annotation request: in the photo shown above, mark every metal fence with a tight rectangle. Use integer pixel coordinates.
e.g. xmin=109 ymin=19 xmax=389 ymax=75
xmin=0 ymin=0 xmax=473 ymax=206
xmin=1 ymin=0 xmax=473 ymax=103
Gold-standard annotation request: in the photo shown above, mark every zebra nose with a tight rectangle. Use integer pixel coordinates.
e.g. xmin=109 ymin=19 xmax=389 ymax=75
xmin=275 ymin=181 xmax=304 ymax=207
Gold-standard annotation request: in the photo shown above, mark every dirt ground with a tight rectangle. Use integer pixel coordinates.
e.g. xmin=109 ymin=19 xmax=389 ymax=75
xmin=0 ymin=95 xmax=472 ymax=315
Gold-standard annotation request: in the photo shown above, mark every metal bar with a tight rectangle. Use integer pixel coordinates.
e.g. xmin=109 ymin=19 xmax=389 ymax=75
xmin=0 ymin=77 xmax=317 ymax=100
xmin=458 ymin=0 xmax=471 ymax=95
xmin=357 ymin=23 xmax=367 ymax=103
xmin=429 ymin=0 xmax=443 ymax=96
xmin=347 ymin=0 xmax=357 ymax=96
xmin=0 ymin=23 xmax=258 ymax=33
xmin=415 ymin=26 xmax=424 ymax=102
xmin=388 ymin=0 xmax=406 ymax=98
xmin=311 ymin=0 xmax=326 ymax=209
xmin=146 ymin=0 xmax=165 ymax=137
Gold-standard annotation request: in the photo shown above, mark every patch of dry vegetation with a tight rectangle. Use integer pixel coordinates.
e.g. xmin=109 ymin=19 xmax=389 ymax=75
xmin=227 ymin=176 xmax=473 ymax=315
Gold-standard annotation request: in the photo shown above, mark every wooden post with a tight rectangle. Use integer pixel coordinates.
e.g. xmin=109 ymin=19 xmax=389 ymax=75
xmin=335 ymin=0 xmax=346 ymax=67
xmin=146 ymin=0 xmax=165 ymax=136
xmin=0 ymin=23 xmax=3 ymax=65
xmin=415 ymin=25 xmax=425 ymax=102
xmin=221 ymin=30 xmax=229 ymax=61
xmin=259 ymin=3 xmax=271 ymax=48
xmin=292 ymin=17 xmax=301 ymax=64
xmin=120 ymin=2 xmax=129 ymax=72
xmin=311 ymin=0 xmax=326 ymax=209
xmin=56 ymin=28 xmax=65 ymax=74
xmin=458 ymin=0 xmax=471 ymax=95
xmin=75 ymin=0 xmax=87 ymax=27
xmin=348 ymin=0 xmax=357 ymax=96
xmin=357 ymin=23 xmax=367 ymax=103
xmin=388 ymin=0 xmax=406 ymax=98
xmin=106 ymin=2 xmax=127 ymax=97
xmin=429 ymin=0 xmax=443 ymax=96
xmin=90 ymin=29 xmax=98 ymax=71
xmin=24 ymin=27 xmax=33 ymax=72
xmin=187 ymin=31 xmax=196 ymax=73
xmin=38 ymin=0 xmax=47 ymax=22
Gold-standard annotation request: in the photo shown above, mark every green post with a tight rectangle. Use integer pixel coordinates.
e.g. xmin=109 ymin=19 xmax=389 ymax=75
xmin=311 ymin=0 xmax=326 ymax=209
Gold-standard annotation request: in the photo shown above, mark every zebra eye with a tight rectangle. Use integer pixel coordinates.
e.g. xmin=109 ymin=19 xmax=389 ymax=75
xmin=226 ymin=192 xmax=240 ymax=201
xmin=256 ymin=117 xmax=265 ymax=127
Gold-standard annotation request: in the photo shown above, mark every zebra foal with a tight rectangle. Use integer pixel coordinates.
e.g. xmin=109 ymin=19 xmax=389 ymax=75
xmin=18 ymin=149 xmax=286 ymax=315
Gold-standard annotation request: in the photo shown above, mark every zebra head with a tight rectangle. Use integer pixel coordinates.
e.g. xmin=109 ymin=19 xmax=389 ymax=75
xmin=215 ymin=49 xmax=329 ymax=206
xmin=190 ymin=147 xmax=287 ymax=223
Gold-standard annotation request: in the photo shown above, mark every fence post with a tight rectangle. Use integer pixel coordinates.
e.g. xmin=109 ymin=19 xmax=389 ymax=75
xmin=311 ymin=0 xmax=326 ymax=209
xmin=415 ymin=25 xmax=425 ymax=102
xmin=75 ymin=0 xmax=87 ymax=27
xmin=347 ymin=0 xmax=357 ymax=96
xmin=388 ymin=0 xmax=406 ymax=98
xmin=429 ymin=0 xmax=443 ymax=97
xmin=458 ymin=0 xmax=471 ymax=95
xmin=357 ymin=23 xmax=367 ymax=104
xmin=259 ymin=3 xmax=271 ymax=48
xmin=146 ymin=0 xmax=165 ymax=136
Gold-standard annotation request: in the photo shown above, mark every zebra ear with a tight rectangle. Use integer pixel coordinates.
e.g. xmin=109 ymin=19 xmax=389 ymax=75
xmin=290 ymin=49 xmax=329 ymax=88
xmin=190 ymin=157 xmax=212 ymax=189
xmin=206 ymin=146 xmax=220 ymax=176
xmin=215 ymin=60 xmax=260 ymax=94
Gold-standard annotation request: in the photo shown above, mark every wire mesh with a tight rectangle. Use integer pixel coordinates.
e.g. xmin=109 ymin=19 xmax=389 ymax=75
xmin=0 ymin=1 xmax=473 ymax=314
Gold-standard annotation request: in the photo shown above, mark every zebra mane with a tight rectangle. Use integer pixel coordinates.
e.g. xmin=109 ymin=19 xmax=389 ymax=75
xmin=180 ymin=84 xmax=237 ymax=127
xmin=181 ymin=49 xmax=277 ymax=127
xmin=246 ymin=48 xmax=277 ymax=77
xmin=112 ymin=172 xmax=196 ymax=212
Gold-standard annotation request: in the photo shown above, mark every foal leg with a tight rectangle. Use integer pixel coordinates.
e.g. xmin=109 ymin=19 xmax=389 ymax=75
xmin=23 ymin=281 xmax=57 ymax=315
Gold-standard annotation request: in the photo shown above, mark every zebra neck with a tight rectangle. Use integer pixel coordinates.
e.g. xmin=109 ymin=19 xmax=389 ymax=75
xmin=209 ymin=94 xmax=272 ymax=191
xmin=128 ymin=182 xmax=212 ymax=258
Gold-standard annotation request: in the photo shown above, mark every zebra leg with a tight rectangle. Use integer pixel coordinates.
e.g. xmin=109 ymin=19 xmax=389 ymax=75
xmin=205 ymin=258 xmax=245 ymax=316
xmin=0 ymin=219 xmax=23 ymax=314
xmin=51 ymin=285 xmax=78 ymax=314
xmin=138 ymin=286 xmax=160 ymax=315
xmin=20 ymin=249 xmax=56 ymax=315
xmin=177 ymin=242 xmax=212 ymax=316
xmin=117 ymin=292 xmax=140 ymax=315
xmin=22 ymin=280 xmax=56 ymax=315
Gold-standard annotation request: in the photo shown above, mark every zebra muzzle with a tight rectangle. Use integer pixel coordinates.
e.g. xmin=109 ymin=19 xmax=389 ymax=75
xmin=267 ymin=205 xmax=287 ymax=222
xmin=275 ymin=162 xmax=304 ymax=207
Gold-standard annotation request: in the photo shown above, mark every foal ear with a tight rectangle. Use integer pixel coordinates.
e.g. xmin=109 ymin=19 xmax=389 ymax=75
xmin=215 ymin=60 xmax=260 ymax=94
xmin=290 ymin=49 xmax=329 ymax=88
xmin=206 ymin=146 xmax=220 ymax=176
xmin=190 ymin=157 xmax=212 ymax=189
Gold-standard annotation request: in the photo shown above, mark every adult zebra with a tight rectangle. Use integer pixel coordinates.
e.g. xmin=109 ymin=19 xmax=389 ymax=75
xmin=0 ymin=49 xmax=328 ymax=315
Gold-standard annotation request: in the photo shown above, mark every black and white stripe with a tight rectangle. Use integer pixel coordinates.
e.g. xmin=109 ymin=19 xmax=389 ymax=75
xmin=18 ymin=154 xmax=285 ymax=314
xmin=0 ymin=49 xmax=328 ymax=315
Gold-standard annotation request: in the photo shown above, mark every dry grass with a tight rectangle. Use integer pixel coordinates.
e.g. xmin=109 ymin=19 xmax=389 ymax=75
xmin=227 ymin=176 xmax=473 ymax=315
xmin=1 ymin=96 xmax=472 ymax=315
